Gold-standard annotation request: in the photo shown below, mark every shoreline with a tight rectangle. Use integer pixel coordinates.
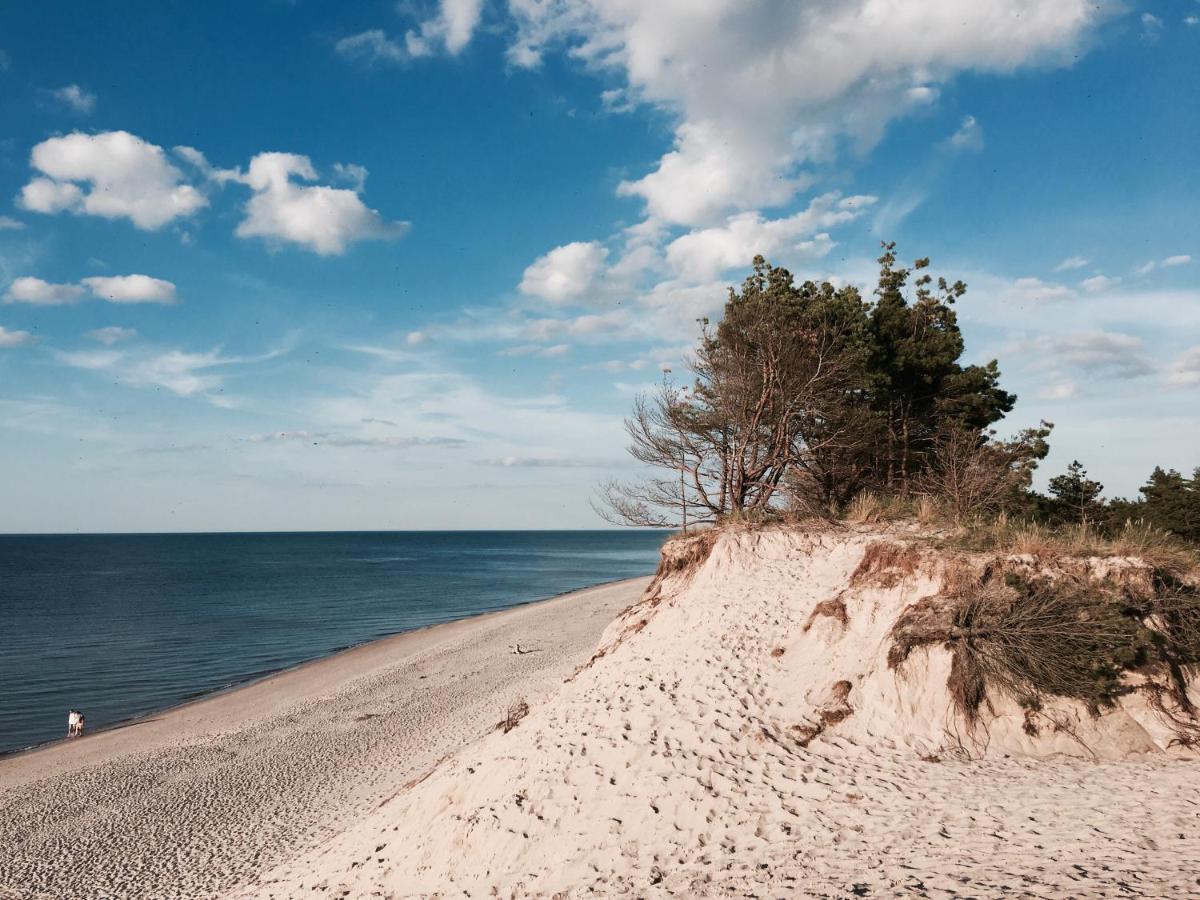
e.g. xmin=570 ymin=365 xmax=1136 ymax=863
xmin=0 ymin=574 xmax=646 ymax=764
xmin=1 ymin=574 xmax=649 ymax=898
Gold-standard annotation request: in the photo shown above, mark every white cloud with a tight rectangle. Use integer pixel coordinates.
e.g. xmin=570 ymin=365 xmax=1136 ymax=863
xmin=1010 ymin=276 xmax=1076 ymax=303
xmin=407 ymin=0 xmax=485 ymax=56
xmin=498 ymin=343 xmax=571 ymax=358
xmin=1186 ymin=16 xmax=1199 ymax=27
xmin=86 ymin=326 xmax=137 ymax=345
xmin=4 ymin=276 xmax=85 ymax=305
xmin=19 ymin=131 xmax=207 ymax=229
xmin=0 ymin=325 xmax=35 ymax=347
xmin=50 ymin=84 xmax=96 ymax=114
xmin=1136 ymin=254 xmax=1192 ymax=275
xmin=406 ymin=330 xmax=430 ymax=346
xmin=1141 ymin=12 xmax=1163 ymax=41
xmin=1168 ymin=346 xmax=1200 ymax=387
xmin=945 ymin=115 xmax=984 ymax=153
xmin=335 ymin=30 xmax=406 ymax=65
xmin=1036 ymin=380 xmax=1078 ymax=401
xmin=234 ymin=153 xmax=408 ymax=255
xmin=1054 ymin=255 xmax=1089 ymax=271
xmin=1079 ymin=274 xmax=1119 ymax=292
xmin=665 ymin=192 xmax=875 ymax=280
xmin=1022 ymin=331 xmax=1151 ymax=379
xmin=57 ymin=345 xmax=279 ymax=404
xmin=337 ymin=0 xmax=484 ymax=64
xmin=509 ymin=1 xmax=1107 ymax=225
xmin=0 ymin=216 xmax=25 ymax=230
xmin=82 ymin=274 xmax=177 ymax=304
xmin=519 ymin=241 xmax=609 ymax=303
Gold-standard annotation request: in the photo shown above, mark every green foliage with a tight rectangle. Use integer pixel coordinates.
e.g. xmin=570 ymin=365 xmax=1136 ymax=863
xmin=1046 ymin=460 xmax=1105 ymax=525
xmin=1111 ymin=467 xmax=1200 ymax=543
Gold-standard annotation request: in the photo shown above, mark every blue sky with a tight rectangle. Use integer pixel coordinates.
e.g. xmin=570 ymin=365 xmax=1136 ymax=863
xmin=0 ymin=1 xmax=1197 ymax=532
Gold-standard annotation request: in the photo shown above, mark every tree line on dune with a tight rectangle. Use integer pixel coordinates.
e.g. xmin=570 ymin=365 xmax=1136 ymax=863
xmin=598 ymin=244 xmax=1198 ymax=545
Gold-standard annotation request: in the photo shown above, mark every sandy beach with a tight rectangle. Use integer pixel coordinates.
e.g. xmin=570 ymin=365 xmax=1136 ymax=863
xmin=0 ymin=577 xmax=648 ymax=900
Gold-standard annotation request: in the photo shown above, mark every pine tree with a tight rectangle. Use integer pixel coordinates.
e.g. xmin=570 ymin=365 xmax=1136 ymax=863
xmin=1047 ymin=460 xmax=1104 ymax=526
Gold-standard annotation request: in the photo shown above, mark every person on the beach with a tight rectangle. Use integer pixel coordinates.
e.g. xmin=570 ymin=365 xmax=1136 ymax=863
xmin=67 ymin=709 xmax=84 ymax=738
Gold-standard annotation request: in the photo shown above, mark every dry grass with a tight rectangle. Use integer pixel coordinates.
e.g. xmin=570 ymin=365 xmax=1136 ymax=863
xmin=949 ymin=519 xmax=1199 ymax=578
xmin=851 ymin=540 xmax=923 ymax=588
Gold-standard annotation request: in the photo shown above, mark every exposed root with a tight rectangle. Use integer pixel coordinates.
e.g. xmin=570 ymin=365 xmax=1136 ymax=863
xmin=804 ymin=597 xmax=849 ymax=631
xmin=497 ymin=698 xmax=530 ymax=734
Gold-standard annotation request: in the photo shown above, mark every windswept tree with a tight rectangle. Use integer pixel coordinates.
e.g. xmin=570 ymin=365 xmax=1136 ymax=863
xmin=598 ymin=247 xmax=1027 ymax=526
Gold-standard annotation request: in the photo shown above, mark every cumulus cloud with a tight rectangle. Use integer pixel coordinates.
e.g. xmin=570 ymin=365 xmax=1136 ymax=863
xmin=19 ymin=131 xmax=207 ymax=229
xmin=50 ymin=84 xmax=96 ymax=114
xmin=337 ymin=0 xmax=484 ymax=64
xmin=406 ymin=0 xmax=484 ymax=56
xmin=86 ymin=326 xmax=137 ymax=345
xmin=4 ymin=276 xmax=85 ymax=305
xmin=509 ymin=1 xmax=1106 ymax=225
xmin=233 ymin=153 xmax=408 ymax=255
xmin=519 ymin=241 xmax=610 ymax=303
xmin=0 ymin=325 xmax=35 ymax=347
xmin=0 ymin=216 xmax=25 ymax=231
xmin=82 ymin=274 xmax=177 ymax=304
xmin=6 ymin=274 xmax=176 ymax=305
xmin=1168 ymin=346 xmax=1200 ymax=387
xmin=665 ymin=192 xmax=875 ymax=280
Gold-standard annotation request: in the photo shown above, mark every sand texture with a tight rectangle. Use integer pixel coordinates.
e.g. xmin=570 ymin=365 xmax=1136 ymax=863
xmin=0 ymin=578 xmax=646 ymax=900
xmin=240 ymin=528 xmax=1200 ymax=899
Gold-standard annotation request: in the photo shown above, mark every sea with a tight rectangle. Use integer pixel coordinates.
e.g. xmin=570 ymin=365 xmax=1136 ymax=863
xmin=0 ymin=530 xmax=669 ymax=755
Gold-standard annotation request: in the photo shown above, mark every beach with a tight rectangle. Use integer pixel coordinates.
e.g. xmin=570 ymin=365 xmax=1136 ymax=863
xmin=0 ymin=576 xmax=648 ymax=900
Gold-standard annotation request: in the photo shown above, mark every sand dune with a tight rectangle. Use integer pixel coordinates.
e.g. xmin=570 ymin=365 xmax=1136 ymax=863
xmin=242 ymin=527 xmax=1200 ymax=898
xmin=0 ymin=578 xmax=645 ymax=900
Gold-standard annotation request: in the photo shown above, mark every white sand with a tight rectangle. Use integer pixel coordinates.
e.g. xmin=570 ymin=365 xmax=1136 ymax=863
xmin=0 ymin=577 xmax=647 ymax=900
xmin=241 ymin=527 xmax=1200 ymax=898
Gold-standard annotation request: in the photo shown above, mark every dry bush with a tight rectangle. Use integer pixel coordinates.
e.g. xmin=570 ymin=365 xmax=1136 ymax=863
xmin=891 ymin=574 xmax=1150 ymax=722
xmin=851 ymin=540 xmax=922 ymax=588
xmin=804 ymin=597 xmax=849 ymax=631
xmin=498 ymin=698 xmax=530 ymax=733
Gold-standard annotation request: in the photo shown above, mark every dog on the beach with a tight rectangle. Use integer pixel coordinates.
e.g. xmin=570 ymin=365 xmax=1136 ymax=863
xmin=67 ymin=709 xmax=85 ymax=738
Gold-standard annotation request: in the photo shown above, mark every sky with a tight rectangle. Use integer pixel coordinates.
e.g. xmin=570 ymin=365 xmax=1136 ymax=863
xmin=0 ymin=1 xmax=1197 ymax=533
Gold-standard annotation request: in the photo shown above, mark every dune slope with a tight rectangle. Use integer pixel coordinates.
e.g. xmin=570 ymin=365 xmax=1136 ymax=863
xmin=246 ymin=527 xmax=1200 ymax=898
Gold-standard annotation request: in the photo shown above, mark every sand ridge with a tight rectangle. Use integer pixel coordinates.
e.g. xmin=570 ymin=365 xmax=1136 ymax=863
xmin=0 ymin=577 xmax=647 ymax=900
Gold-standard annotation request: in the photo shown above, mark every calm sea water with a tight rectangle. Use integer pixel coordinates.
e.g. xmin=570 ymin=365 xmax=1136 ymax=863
xmin=0 ymin=531 xmax=668 ymax=755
